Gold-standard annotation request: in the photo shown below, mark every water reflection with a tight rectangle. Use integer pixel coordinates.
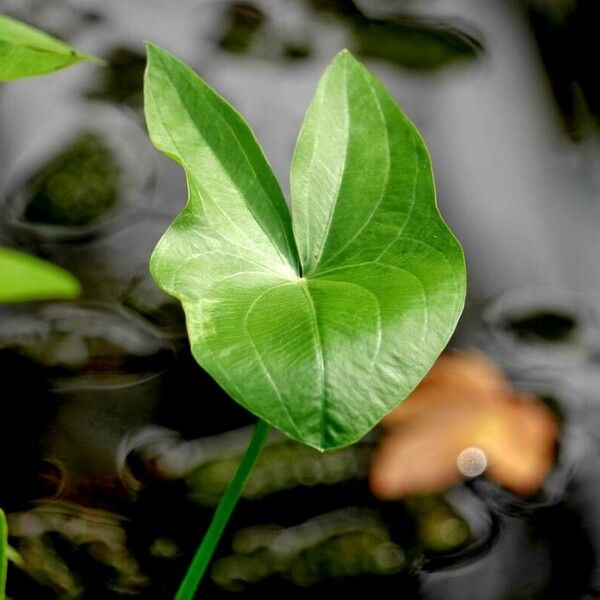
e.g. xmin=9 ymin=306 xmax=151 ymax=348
xmin=526 ymin=0 xmax=600 ymax=139
xmin=481 ymin=288 xmax=599 ymax=372
xmin=218 ymin=3 xmax=267 ymax=56
xmin=214 ymin=0 xmax=482 ymax=71
xmin=0 ymin=303 xmax=173 ymax=387
xmin=7 ymin=501 xmax=147 ymax=599
xmin=0 ymin=302 xmax=174 ymax=513
xmin=186 ymin=436 xmax=372 ymax=505
xmin=212 ymin=508 xmax=405 ymax=591
xmin=1 ymin=104 xmax=154 ymax=245
xmin=120 ymin=273 xmax=187 ymax=340
xmin=85 ymin=47 xmax=146 ymax=108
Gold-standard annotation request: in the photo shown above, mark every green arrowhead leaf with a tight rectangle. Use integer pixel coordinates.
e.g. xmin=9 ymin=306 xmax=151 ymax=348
xmin=0 ymin=247 xmax=81 ymax=303
xmin=145 ymin=45 xmax=466 ymax=450
xmin=0 ymin=14 xmax=101 ymax=80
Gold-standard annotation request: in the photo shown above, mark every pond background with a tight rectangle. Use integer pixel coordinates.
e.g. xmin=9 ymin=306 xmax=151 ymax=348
xmin=1 ymin=1 xmax=599 ymax=598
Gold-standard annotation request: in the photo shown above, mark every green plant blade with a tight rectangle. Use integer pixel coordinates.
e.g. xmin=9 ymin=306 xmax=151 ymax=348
xmin=145 ymin=45 xmax=465 ymax=450
xmin=0 ymin=14 xmax=100 ymax=80
xmin=0 ymin=247 xmax=81 ymax=303
xmin=0 ymin=509 xmax=7 ymax=600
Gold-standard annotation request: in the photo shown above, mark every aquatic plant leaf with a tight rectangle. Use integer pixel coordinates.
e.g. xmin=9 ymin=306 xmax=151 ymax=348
xmin=0 ymin=14 xmax=100 ymax=80
xmin=145 ymin=45 xmax=465 ymax=450
xmin=0 ymin=247 xmax=81 ymax=303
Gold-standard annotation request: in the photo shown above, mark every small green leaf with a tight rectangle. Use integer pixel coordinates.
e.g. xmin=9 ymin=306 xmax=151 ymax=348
xmin=0 ymin=14 xmax=101 ymax=80
xmin=0 ymin=509 xmax=7 ymax=600
xmin=145 ymin=45 xmax=465 ymax=450
xmin=0 ymin=247 xmax=81 ymax=303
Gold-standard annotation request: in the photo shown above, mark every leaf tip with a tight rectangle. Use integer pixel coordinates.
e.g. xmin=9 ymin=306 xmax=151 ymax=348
xmin=333 ymin=48 xmax=359 ymax=65
xmin=143 ymin=42 xmax=167 ymax=94
xmin=62 ymin=275 xmax=82 ymax=299
xmin=144 ymin=41 xmax=170 ymax=61
xmin=143 ymin=42 xmax=181 ymax=82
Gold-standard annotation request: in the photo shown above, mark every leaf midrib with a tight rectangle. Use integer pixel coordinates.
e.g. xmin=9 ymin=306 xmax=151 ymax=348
xmin=311 ymin=61 xmax=391 ymax=272
xmin=305 ymin=57 xmax=350 ymax=275
xmin=243 ymin=280 xmax=305 ymax=440
xmin=297 ymin=279 xmax=327 ymax=447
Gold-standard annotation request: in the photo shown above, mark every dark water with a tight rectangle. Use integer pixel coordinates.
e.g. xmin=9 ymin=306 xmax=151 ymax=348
xmin=0 ymin=1 xmax=599 ymax=598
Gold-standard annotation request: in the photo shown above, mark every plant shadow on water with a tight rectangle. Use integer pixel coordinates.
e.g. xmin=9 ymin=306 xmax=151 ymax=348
xmin=0 ymin=0 xmax=600 ymax=599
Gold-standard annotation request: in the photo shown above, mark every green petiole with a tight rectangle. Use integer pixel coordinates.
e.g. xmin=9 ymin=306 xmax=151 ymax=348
xmin=175 ymin=419 xmax=269 ymax=600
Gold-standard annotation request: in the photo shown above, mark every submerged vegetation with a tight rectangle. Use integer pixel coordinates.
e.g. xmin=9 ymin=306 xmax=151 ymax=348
xmin=22 ymin=132 xmax=121 ymax=227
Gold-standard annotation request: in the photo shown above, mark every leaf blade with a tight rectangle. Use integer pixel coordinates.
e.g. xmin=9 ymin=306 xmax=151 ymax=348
xmin=146 ymin=46 xmax=466 ymax=450
xmin=0 ymin=14 xmax=99 ymax=80
xmin=0 ymin=247 xmax=81 ymax=303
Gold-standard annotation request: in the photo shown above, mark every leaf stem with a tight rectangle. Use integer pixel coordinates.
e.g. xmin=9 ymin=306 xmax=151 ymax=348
xmin=175 ymin=419 xmax=270 ymax=600
xmin=1 ymin=509 xmax=8 ymax=600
